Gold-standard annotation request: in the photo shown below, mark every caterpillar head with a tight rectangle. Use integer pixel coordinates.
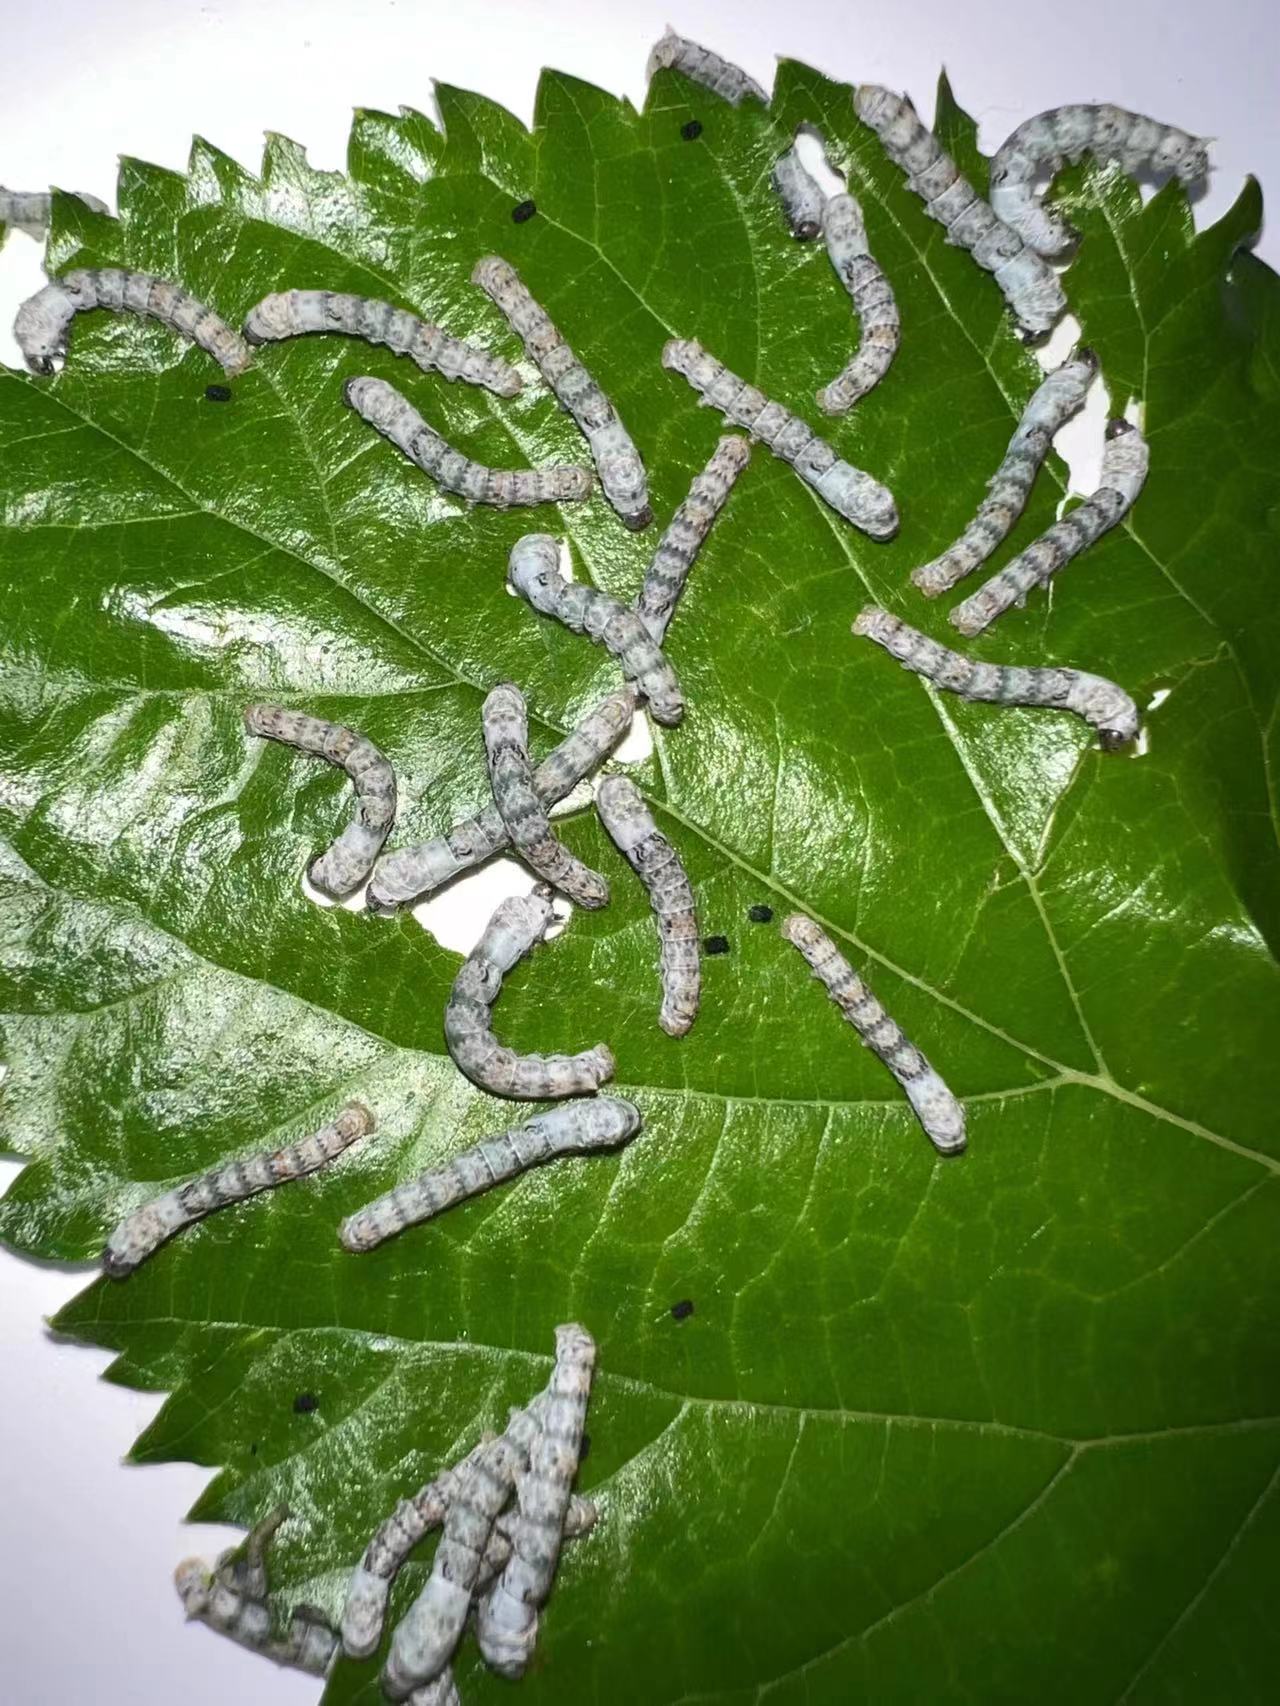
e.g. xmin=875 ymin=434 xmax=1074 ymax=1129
xmin=174 ymin=1559 xmax=213 ymax=1617
xmin=507 ymin=533 xmax=564 ymax=612
xmin=242 ymin=292 xmax=296 ymax=344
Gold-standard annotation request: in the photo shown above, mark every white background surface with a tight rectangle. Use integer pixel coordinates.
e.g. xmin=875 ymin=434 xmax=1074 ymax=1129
xmin=2 ymin=3 xmax=1276 ymax=1702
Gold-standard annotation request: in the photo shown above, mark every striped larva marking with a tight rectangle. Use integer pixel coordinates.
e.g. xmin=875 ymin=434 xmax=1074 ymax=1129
xmin=0 ymin=186 xmax=108 ymax=239
xmin=853 ymin=85 xmax=1066 ymax=336
xmin=343 ymin=375 xmax=592 ymax=508
xmin=444 ymin=892 xmax=615 ymax=1100
xmin=366 ymin=689 xmax=635 ymax=913
xmin=815 ymin=192 xmax=901 ymax=415
xmin=661 ymin=337 xmax=898 ymax=539
xmin=242 ymin=289 xmax=522 ymax=397
xmin=476 ymin=1323 xmax=596 ymax=1678
xmin=636 ymin=434 xmax=751 ymax=644
xmin=340 ymin=1098 xmax=640 ymax=1253
xmin=596 ymin=775 xmax=700 ymax=1037
xmin=991 ymin=105 xmax=1211 ymax=257
xmin=646 ymin=26 xmax=768 ymax=105
xmin=911 ymin=349 xmax=1098 ymax=596
xmin=471 ymin=255 xmax=651 ymax=530
xmin=508 ymin=533 xmax=684 ymax=725
xmin=244 ymin=704 xmax=397 ymax=898
xmin=102 ymin=1102 xmax=374 ymax=1276
xmin=772 ymin=145 xmax=825 ymax=240
xmin=949 ymin=419 xmax=1149 ymax=637
xmin=853 ymin=606 xmax=1140 ymax=748
xmin=14 ymin=268 xmax=252 ymax=377
xmin=780 ymin=914 xmax=966 ymax=1155
xmin=483 ymin=682 xmax=609 ymax=907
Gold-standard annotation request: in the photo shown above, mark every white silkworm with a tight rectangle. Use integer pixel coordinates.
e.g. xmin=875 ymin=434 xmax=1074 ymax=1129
xmin=990 ymin=104 xmax=1211 ymax=257
xmin=853 ymin=606 xmax=1140 ymax=748
xmin=243 ymin=289 xmax=522 ymax=397
xmin=103 ymin=1102 xmax=374 ymax=1276
xmin=343 ymin=375 xmax=593 ymax=508
xmin=772 ymin=145 xmax=825 ymax=240
xmin=366 ymin=689 xmax=635 ymax=913
xmin=595 ymin=775 xmax=700 ymax=1037
xmin=646 ymin=26 xmax=768 ymax=105
xmin=661 ymin=337 xmax=898 ymax=539
xmin=0 ymin=186 xmax=108 ymax=238
xmin=508 ymin=533 xmax=684 ymax=724
xmin=14 ymin=268 xmax=252 ymax=377
xmin=476 ymin=1324 xmax=596 ymax=1678
xmin=471 ymin=255 xmax=651 ymax=529
xmin=244 ymin=704 xmax=397 ymax=898
xmin=815 ymin=192 xmax=901 ymax=415
xmin=780 ymin=914 xmax=966 ymax=1155
xmin=482 ymin=683 xmax=609 ymax=907
xmin=340 ymin=1098 xmax=640 ymax=1252
xmin=949 ymin=419 xmax=1149 ymax=637
xmin=853 ymin=86 xmax=1067 ymax=336
xmin=911 ymin=349 xmax=1098 ymax=596
xmin=444 ymin=892 xmax=615 ymax=1100
xmin=636 ymin=434 xmax=751 ymax=644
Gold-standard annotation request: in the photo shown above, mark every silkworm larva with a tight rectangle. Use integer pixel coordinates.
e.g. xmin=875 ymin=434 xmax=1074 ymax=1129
xmin=853 ymin=606 xmax=1140 ymax=748
xmin=0 ymin=186 xmax=108 ymax=238
xmin=645 ymin=26 xmax=768 ymax=105
xmin=636 ymin=434 xmax=751 ymax=644
xmin=244 ymin=704 xmax=397 ymax=898
xmin=341 ymin=1098 xmax=639 ymax=1253
xmin=949 ymin=419 xmax=1149 ymax=637
xmin=243 ymin=289 xmax=522 ymax=397
xmin=483 ymin=682 xmax=609 ymax=907
xmin=990 ymin=104 xmax=1211 ymax=257
xmin=365 ymin=689 xmax=635 ymax=913
xmin=215 ymin=1506 xmax=289 ymax=1602
xmin=14 ymin=268 xmax=252 ymax=377
xmin=772 ymin=145 xmax=825 ymax=239
xmin=661 ymin=337 xmax=898 ymax=539
xmin=508 ymin=533 xmax=684 ymax=724
xmin=444 ymin=892 xmax=615 ymax=1100
xmin=476 ymin=1323 xmax=596 ymax=1678
xmin=815 ymin=192 xmax=901 ymax=415
xmin=103 ymin=1102 xmax=375 ymax=1276
xmin=912 ymin=349 xmax=1098 ymax=596
xmin=853 ymin=86 xmax=1067 ymax=336
xmin=471 ymin=255 xmax=651 ymax=529
xmin=595 ymin=775 xmax=700 ymax=1036
xmin=780 ymin=914 xmax=966 ymax=1155
xmin=343 ymin=374 xmax=593 ymax=508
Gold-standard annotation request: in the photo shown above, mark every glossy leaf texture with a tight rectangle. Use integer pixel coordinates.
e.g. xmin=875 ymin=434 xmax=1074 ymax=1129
xmin=2 ymin=57 xmax=1280 ymax=1705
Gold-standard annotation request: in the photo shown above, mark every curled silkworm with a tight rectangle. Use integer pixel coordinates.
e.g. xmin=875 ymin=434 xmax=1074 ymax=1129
xmin=482 ymin=683 xmax=609 ymax=907
xmin=243 ymin=289 xmax=522 ymax=396
xmin=0 ymin=186 xmax=108 ymax=238
xmin=991 ymin=105 xmax=1211 ymax=257
xmin=772 ymin=145 xmax=824 ymax=239
xmin=476 ymin=1323 xmax=596 ymax=1678
xmin=103 ymin=1103 xmax=374 ymax=1276
xmin=912 ymin=349 xmax=1098 ymax=596
xmin=646 ymin=26 xmax=767 ymax=105
xmin=853 ymin=85 xmax=1066 ymax=336
xmin=340 ymin=1098 xmax=640 ymax=1252
xmin=853 ymin=606 xmax=1140 ymax=748
xmin=244 ymin=704 xmax=397 ymax=898
xmin=595 ymin=775 xmax=700 ymax=1036
xmin=661 ymin=337 xmax=898 ymax=539
xmin=471 ymin=255 xmax=651 ymax=529
xmin=949 ymin=419 xmax=1149 ymax=637
xmin=636 ymin=435 xmax=751 ymax=644
xmin=343 ymin=375 xmax=593 ymax=507
xmin=815 ymin=192 xmax=901 ymax=415
xmin=366 ymin=689 xmax=635 ymax=913
xmin=444 ymin=892 xmax=614 ymax=1099
xmin=508 ymin=533 xmax=684 ymax=725
xmin=14 ymin=268 xmax=251 ymax=376
xmin=781 ymin=914 xmax=965 ymax=1155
